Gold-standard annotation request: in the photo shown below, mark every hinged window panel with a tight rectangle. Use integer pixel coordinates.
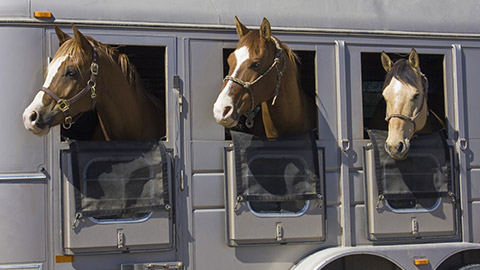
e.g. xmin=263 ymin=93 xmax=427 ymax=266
xmin=225 ymin=131 xmax=325 ymax=246
xmin=61 ymin=140 xmax=174 ymax=254
xmin=364 ymin=130 xmax=458 ymax=240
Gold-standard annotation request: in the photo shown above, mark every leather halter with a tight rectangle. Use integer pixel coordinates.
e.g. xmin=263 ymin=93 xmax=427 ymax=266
xmin=384 ymin=73 xmax=429 ymax=132
xmin=40 ymin=41 xmax=99 ymax=129
xmin=223 ymin=37 xmax=286 ymax=128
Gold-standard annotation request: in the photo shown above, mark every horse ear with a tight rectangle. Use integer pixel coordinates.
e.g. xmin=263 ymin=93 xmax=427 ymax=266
xmin=381 ymin=51 xmax=392 ymax=72
xmin=54 ymin=25 xmax=71 ymax=45
xmin=72 ymin=25 xmax=91 ymax=51
xmin=259 ymin=17 xmax=272 ymax=41
xmin=234 ymin=16 xmax=249 ymax=37
xmin=408 ymin=48 xmax=420 ymax=69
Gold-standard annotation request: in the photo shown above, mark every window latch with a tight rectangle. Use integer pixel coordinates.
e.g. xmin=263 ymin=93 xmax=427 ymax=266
xmin=276 ymin=222 xmax=284 ymax=242
xmin=173 ymin=75 xmax=183 ymax=114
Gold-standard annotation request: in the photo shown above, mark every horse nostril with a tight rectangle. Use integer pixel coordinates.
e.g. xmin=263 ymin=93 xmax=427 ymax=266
xmin=223 ymin=106 xmax=233 ymax=118
xmin=29 ymin=111 xmax=38 ymax=122
xmin=397 ymin=141 xmax=404 ymax=153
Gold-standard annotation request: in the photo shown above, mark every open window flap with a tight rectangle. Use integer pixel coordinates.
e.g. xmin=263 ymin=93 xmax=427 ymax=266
xmin=68 ymin=140 xmax=169 ymax=218
xmin=367 ymin=129 xmax=452 ymax=199
xmin=231 ymin=131 xmax=322 ymax=202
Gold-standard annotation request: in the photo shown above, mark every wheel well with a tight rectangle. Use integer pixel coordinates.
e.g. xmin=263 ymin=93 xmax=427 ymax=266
xmin=322 ymin=254 xmax=402 ymax=270
xmin=437 ymin=249 xmax=480 ymax=270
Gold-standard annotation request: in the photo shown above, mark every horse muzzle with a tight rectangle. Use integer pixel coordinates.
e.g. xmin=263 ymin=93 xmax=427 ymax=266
xmin=22 ymin=108 xmax=51 ymax=136
xmin=213 ymin=104 xmax=239 ymax=128
xmin=384 ymin=138 xmax=410 ymax=160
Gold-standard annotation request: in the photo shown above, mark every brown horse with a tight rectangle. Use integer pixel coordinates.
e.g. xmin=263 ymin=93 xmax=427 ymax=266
xmin=213 ymin=17 xmax=316 ymax=138
xmin=22 ymin=25 xmax=165 ymax=140
xmin=380 ymin=49 xmax=431 ymax=160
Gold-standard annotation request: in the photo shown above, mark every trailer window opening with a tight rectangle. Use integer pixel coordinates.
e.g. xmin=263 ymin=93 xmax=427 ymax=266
xmin=62 ymin=45 xmax=168 ymax=223
xmin=222 ymin=49 xmax=317 ymax=140
xmin=60 ymin=45 xmax=167 ymax=142
xmin=222 ymin=49 xmax=317 ymax=215
xmin=361 ymin=52 xmax=446 ymax=139
xmin=362 ymin=52 xmax=448 ymax=211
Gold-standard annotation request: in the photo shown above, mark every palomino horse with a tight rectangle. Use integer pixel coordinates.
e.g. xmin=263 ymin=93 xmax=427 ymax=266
xmin=381 ymin=49 xmax=430 ymax=160
xmin=23 ymin=25 xmax=165 ymax=140
xmin=213 ymin=17 xmax=316 ymax=138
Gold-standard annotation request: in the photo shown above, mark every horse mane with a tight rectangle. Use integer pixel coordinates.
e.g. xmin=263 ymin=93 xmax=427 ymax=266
xmin=383 ymin=59 xmax=421 ymax=90
xmin=53 ymin=36 xmax=160 ymax=107
xmin=281 ymin=40 xmax=300 ymax=78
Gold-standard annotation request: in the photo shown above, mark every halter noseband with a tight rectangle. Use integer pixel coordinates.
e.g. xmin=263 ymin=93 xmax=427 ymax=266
xmin=223 ymin=37 xmax=286 ymax=128
xmin=40 ymin=41 xmax=99 ymax=129
xmin=384 ymin=73 xmax=428 ymax=132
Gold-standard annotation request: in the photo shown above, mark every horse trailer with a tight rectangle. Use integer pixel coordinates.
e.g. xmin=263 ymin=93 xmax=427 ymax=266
xmin=2 ymin=0 xmax=480 ymax=269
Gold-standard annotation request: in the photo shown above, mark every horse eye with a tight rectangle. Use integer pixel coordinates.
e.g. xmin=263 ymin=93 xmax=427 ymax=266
xmin=65 ymin=68 xmax=77 ymax=77
xmin=413 ymin=93 xmax=420 ymax=100
xmin=250 ymin=62 xmax=261 ymax=69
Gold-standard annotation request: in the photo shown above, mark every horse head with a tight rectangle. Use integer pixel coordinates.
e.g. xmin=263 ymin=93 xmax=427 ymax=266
xmin=381 ymin=49 xmax=428 ymax=160
xmin=23 ymin=25 xmax=100 ymax=136
xmin=213 ymin=16 xmax=286 ymax=129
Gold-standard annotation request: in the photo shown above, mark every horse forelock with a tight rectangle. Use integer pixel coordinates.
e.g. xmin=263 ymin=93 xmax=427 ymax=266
xmin=238 ymin=30 xmax=299 ymax=78
xmin=238 ymin=30 xmax=264 ymax=57
xmin=383 ymin=59 xmax=422 ymax=91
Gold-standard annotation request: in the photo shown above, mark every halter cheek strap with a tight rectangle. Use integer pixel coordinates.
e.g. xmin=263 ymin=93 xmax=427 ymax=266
xmin=40 ymin=41 xmax=99 ymax=129
xmin=223 ymin=37 xmax=286 ymax=128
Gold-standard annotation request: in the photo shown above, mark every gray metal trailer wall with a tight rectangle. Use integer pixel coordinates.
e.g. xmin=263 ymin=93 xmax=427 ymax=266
xmin=0 ymin=27 xmax=47 ymax=268
xmin=8 ymin=0 xmax=480 ymax=35
xmin=1 ymin=1 xmax=480 ymax=269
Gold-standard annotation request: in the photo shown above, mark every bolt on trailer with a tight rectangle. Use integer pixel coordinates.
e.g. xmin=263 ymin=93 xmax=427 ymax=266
xmin=2 ymin=0 xmax=480 ymax=269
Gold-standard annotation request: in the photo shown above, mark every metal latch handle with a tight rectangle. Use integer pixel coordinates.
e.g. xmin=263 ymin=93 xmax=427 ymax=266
xmin=341 ymin=139 xmax=350 ymax=152
xmin=459 ymin=138 xmax=468 ymax=151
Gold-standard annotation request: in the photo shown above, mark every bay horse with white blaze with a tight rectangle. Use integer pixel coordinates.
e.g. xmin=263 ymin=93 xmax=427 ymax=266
xmin=381 ymin=49 xmax=430 ymax=160
xmin=23 ymin=25 xmax=165 ymax=140
xmin=213 ymin=17 xmax=316 ymax=138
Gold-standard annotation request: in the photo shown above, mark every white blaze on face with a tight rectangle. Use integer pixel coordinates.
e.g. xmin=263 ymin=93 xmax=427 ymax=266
xmin=213 ymin=46 xmax=250 ymax=122
xmin=43 ymin=55 xmax=68 ymax=88
xmin=22 ymin=55 xmax=68 ymax=134
xmin=385 ymin=77 xmax=418 ymax=115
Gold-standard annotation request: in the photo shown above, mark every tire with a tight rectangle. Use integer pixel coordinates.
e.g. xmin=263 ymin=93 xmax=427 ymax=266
xmin=458 ymin=264 xmax=480 ymax=270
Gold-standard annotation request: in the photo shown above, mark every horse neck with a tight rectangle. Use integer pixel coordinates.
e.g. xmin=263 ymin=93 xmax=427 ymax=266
xmin=262 ymin=59 xmax=315 ymax=138
xmin=94 ymin=60 xmax=161 ymax=140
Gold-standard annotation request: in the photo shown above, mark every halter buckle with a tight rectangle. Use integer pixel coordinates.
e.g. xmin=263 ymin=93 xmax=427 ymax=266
xmin=65 ymin=115 xmax=73 ymax=124
xmin=58 ymin=99 xmax=70 ymax=112
xmin=90 ymin=63 xmax=99 ymax=75
xmin=63 ymin=116 xmax=73 ymax=130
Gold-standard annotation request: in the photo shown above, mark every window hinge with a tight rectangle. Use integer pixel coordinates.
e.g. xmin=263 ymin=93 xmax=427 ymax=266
xmin=117 ymin=229 xmax=125 ymax=249
xmin=276 ymin=222 xmax=284 ymax=242
xmin=411 ymin=218 xmax=419 ymax=236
